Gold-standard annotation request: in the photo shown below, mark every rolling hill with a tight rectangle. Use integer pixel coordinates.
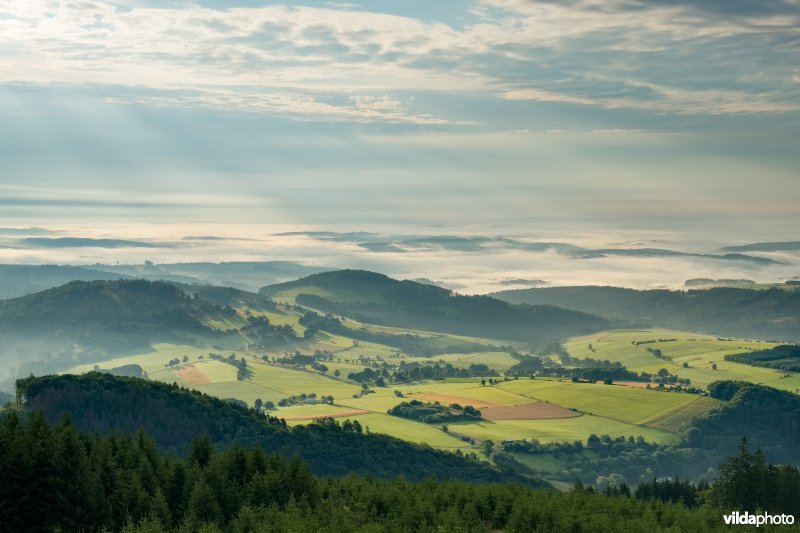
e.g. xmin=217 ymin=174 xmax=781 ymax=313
xmin=0 ymin=279 xmax=229 ymax=334
xmin=0 ymin=264 xmax=132 ymax=300
xmin=0 ymin=279 xmax=247 ymax=386
xmin=491 ymin=286 xmax=800 ymax=342
xmin=260 ymin=270 xmax=609 ymax=344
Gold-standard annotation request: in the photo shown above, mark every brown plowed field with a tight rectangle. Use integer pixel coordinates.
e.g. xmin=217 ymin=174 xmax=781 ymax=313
xmin=480 ymin=401 xmax=580 ymax=421
xmin=173 ymin=365 xmax=211 ymax=385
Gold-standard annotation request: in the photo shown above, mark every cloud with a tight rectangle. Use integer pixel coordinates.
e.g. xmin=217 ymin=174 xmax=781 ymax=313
xmin=269 ymin=231 xmax=784 ymax=266
xmin=2 ymin=224 xmax=800 ymax=294
xmin=496 ymin=278 xmax=550 ymax=287
xmin=19 ymin=238 xmax=173 ymax=249
xmin=0 ymin=0 xmax=797 ymax=121
xmin=109 ymin=90 xmax=448 ymax=124
xmin=0 ymin=2 xmax=469 ymax=122
xmin=0 ymin=227 xmax=59 ymax=236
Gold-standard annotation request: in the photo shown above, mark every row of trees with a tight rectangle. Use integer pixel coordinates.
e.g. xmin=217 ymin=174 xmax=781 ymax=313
xmin=208 ymin=353 xmax=251 ymax=380
xmin=388 ymin=400 xmax=482 ymax=424
xmin=725 ymin=344 xmax=800 ymax=372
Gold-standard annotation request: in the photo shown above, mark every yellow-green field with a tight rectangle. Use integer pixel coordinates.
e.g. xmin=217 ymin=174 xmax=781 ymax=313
xmin=68 ymin=343 xmax=213 ymax=376
xmin=439 ymin=351 xmax=520 ymax=371
xmin=247 ymin=363 xmax=362 ymax=399
xmin=566 ymin=329 xmax=787 ymax=389
xmin=273 ymin=403 xmax=367 ymax=420
xmin=496 ymin=379 xmax=717 ymax=426
xmin=292 ymin=412 xmax=470 ymax=448
xmin=448 ymin=416 xmax=676 ymax=445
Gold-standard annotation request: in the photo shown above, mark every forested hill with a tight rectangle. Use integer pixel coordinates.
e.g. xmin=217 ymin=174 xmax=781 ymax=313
xmin=491 ymin=286 xmax=800 ymax=341
xmin=689 ymin=381 xmax=800 ymax=463
xmin=260 ymin=270 xmax=609 ymax=342
xmin=0 ymin=279 xmax=228 ymax=334
xmin=0 ymin=264 xmax=132 ymax=299
xmin=171 ymin=282 xmax=276 ymax=311
xmin=15 ymin=373 xmax=540 ymax=485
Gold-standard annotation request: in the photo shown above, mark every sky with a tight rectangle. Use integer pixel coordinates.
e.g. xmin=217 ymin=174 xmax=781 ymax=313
xmin=0 ymin=1 xmax=798 ymax=289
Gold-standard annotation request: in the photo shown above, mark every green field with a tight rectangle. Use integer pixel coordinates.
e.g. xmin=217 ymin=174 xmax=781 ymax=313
xmin=565 ymin=329 xmax=786 ymax=388
xmin=193 ymin=360 xmax=238 ymax=382
xmin=203 ymin=315 xmax=247 ymax=331
xmin=195 ymin=380 xmax=287 ymax=405
xmin=448 ymin=416 xmax=676 ymax=445
xmin=509 ymin=452 xmax=569 ymax=473
xmin=273 ymin=403 xmax=364 ymax=419
xmin=439 ymin=351 xmax=520 ymax=371
xmin=761 ymin=373 xmax=800 ymax=394
xmin=646 ymin=395 xmax=721 ymax=432
xmin=68 ymin=343 xmax=214 ymax=376
xmin=337 ymin=389 xmax=409 ymax=412
xmin=496 ymin=379 xmax=711 ymax=425
xmin=247 ymin=362 xmax=362 ymax=399
xmin=310 ymin=412 xmax=470 ymax=448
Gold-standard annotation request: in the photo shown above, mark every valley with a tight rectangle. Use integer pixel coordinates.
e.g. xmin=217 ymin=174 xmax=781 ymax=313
xmin=44 ymin=273 xmax=798 ymax=489
xmin=4 ymin=271 xmax=800 ymax=528
xmin=0 ymin=271 xmax=796 ymax=490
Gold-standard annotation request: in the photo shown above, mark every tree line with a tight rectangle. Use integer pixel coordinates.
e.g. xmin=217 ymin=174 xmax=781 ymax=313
xmin=2 ymin=412 xmax=794 ymax=532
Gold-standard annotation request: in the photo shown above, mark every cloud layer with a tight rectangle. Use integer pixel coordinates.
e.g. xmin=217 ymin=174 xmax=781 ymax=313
xmin=2 ymin=225 xmax=799 ymax=294
xmin=1 ymin=0 xmax=798 ymax=118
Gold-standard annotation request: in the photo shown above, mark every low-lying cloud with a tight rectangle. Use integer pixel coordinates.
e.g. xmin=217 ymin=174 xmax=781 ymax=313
xmin=1 ymin=225 xmax=798 ymax=294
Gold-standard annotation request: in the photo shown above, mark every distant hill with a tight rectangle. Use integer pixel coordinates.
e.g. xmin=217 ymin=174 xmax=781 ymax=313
xmin=720 ymin=241 xmax=800 ymax=253
xmin=260 ymin=270 xmax=608 ymax=343
xmin=491 ymin=286 xmax=800 ymax=341
xmin=92 ymin=261 xmax=333 ymax=293
xmin=0 ymin=280 xmax=241 ymax=384
xmin=0 ymin=279 xmax=226 ymax=334
xmin=0 ymin=264 xmax=132 ymax=300
xmin=0 ymin=262 xmax=333 ymax=299
xmin=16 ymin=373 xmax=541 ymax=486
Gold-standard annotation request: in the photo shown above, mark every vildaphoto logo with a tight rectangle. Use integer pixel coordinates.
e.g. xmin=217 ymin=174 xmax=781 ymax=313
xmin=723 ymin=511 xmax=795 ymax=527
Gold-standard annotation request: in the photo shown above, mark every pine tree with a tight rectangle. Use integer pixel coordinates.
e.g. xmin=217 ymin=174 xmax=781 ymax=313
xmin=189 ymin=435 xmax=214 ymax=469
xmin=50 ymin=414 xmax=95 ymax=531
xmin=188 ymin=479 xmax=222 ymax=524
